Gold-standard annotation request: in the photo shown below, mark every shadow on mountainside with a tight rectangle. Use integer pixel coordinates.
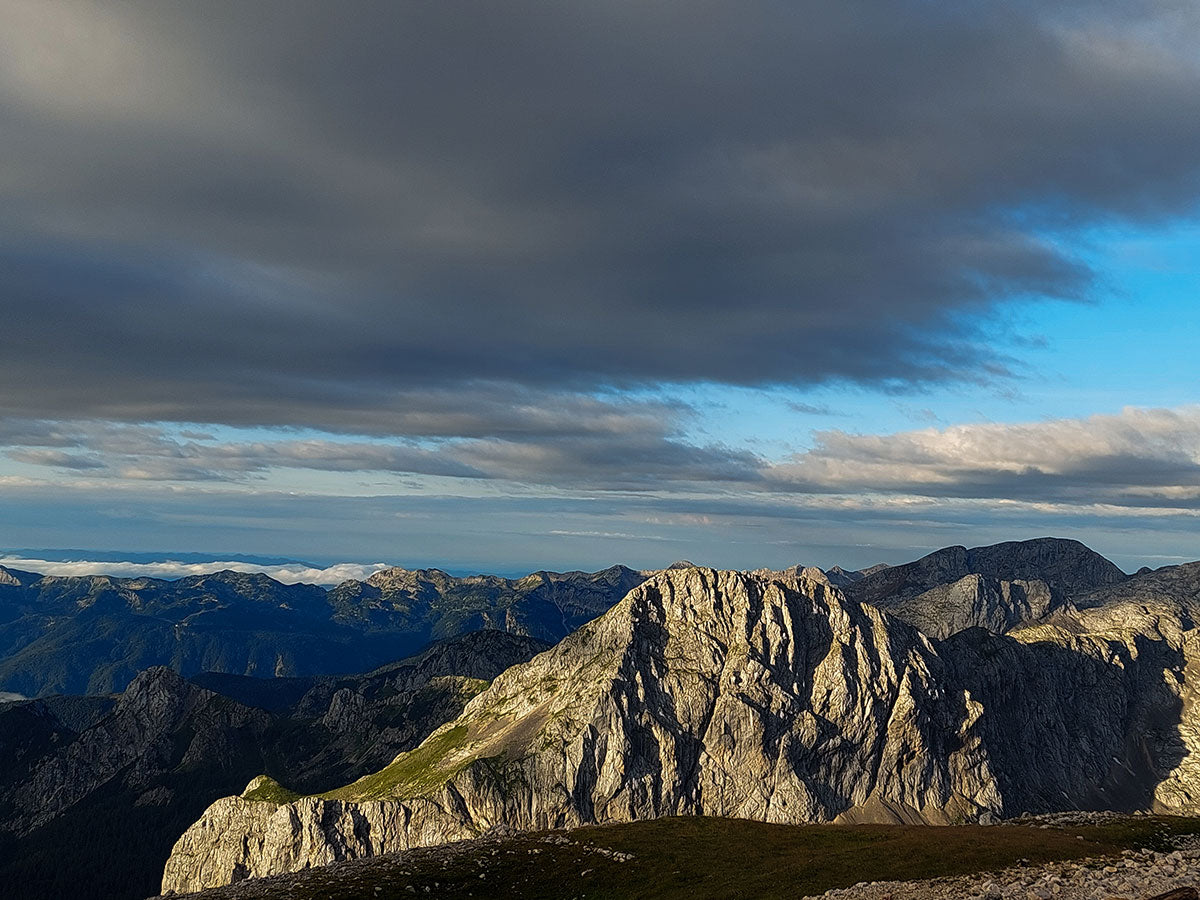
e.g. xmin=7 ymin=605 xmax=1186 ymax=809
xmin=943 ymin=626 xmax=1188 ymax=817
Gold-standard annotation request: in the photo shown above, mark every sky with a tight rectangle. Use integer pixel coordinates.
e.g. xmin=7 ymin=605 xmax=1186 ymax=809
xmin=1 ymin=0 xmax=1199 ymax=578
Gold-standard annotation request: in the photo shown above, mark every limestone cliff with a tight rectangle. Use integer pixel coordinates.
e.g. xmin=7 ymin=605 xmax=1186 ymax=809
xmin=878 ymin=574 xmax=1060 ymax=639
xmin=161 ymin=569 xmax=1001 ymax=892
xmin=843 ymin=537 xmax=1126 ymax=609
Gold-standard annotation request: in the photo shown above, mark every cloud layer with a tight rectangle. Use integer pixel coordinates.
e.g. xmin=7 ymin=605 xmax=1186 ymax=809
xmin=4 ymin=3 xmax=1200 ymax=572
xmin=3 ymin=2 xmax=1200 ymax=431
xmin=6 ymin=407 xmax=1200 ymax=518
xmin=0 ymin=555 xmax=390 ymax=586
xmin=767 ymin=406 xmax=1200 ymax=508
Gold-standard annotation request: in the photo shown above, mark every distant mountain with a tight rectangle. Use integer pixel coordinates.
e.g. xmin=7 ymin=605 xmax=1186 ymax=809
xmin=0 ymin=564 xmax=644 ymax=696
xmin=0 ymin=542 xmax=1125 ymax=699
xmin=840 ymin=538 xmax=1128 ymax=640
xmin=842 ymin=538 xmax=1127 ymax=609
xmin=822 ymin=564 xmax=869 ymax=588
xmin=1071 ymin=560 xmax=1200 ymax=621
xmin=326 ymin=564 xmax=645 ymax=644
xmin=879 ymin=574 xmax=1060 ymax=640
xmin=0 ymin=630 xmax=546 ymax=900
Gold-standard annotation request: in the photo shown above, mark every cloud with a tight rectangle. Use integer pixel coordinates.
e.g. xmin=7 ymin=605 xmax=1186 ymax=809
xmin=766 ymin=405 xmax=1200 ymax=507
xmin=0 ymin=554 xmax=390 ymax=586
xmin=1 ymin=2 xmax=1200 ymax=430
xmin=8 ymin=406 xmax=1200 ymax=518
xmin=6 ymin=449 xmax=106 ymax=470
xmin=0 ymin=413 xmax=760 ymax=489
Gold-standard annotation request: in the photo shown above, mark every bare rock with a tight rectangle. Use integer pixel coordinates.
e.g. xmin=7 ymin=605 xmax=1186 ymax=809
xmin=162 ymin=570 xmax=1002 ymax=892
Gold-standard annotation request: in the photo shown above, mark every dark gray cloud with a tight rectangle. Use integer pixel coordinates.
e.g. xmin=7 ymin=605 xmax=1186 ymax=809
xmin=2 ymin=1 xmax=1200 ymax=430
xmin=0 ymin=414 xmax=761 ymax=489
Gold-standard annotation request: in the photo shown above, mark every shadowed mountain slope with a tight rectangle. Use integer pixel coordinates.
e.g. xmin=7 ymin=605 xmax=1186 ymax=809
xmin=0 ymin=631 xmax=547 ymax=900
xmin=0 ymin=565 xmax=641 ymax=696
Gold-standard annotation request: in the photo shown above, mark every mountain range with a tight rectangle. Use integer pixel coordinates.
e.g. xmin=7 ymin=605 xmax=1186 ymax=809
xmin=8 ymin=536 xmax=1200 ymax=898
xmin=0 ymin=630 xmax=547 ymax=900
xmin=162 ymin=537 xmax=1200 ymax=893
xmin=0 ymin=564 xmax=643 ymax=696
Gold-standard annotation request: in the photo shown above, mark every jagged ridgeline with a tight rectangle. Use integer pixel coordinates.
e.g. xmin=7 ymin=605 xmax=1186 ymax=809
xmin=162 ymin=551 xmax=1200 ymax=894
xmin=0 ymin=564 xmax=644 ymax=696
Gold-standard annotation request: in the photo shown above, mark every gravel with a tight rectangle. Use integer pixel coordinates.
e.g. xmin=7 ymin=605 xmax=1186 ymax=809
xmin=804 ymin=839 xmax=1200 ymax=900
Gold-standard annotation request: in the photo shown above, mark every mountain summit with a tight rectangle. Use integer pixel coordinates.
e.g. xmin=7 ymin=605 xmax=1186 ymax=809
xmin=162 ymin=568 xmax=1000 ymax=891
xmin=163 ymin=550 xmax=1200 ymax=893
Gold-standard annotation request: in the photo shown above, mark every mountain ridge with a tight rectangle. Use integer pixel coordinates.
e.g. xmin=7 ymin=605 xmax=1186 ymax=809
xmin=161 ymin=546 xmax=1200 ymax=893
xmin=0 ymin=565 xmax=644 ymax=696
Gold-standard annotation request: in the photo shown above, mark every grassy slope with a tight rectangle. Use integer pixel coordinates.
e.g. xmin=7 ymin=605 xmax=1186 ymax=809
xmin=181 ymin=814 xmax=1200 ymax=900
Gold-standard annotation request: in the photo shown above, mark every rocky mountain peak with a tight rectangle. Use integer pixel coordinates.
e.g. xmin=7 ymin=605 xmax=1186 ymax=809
xmin=115 ymin=666 xmax=207 ymax=724
xmin=845 ymin=537 xmax=1126 ymax=608
xmin=0 ymin=565 xmax=39 ymax=588
xmin=364 ymin=566 xmax=415 ymax=587
xmin=964 ymin=537 xmax=1127 ymax=589
xmin=162 ymin=568 xmax=1004 ymax=892
xmin=823 ymin=565 xmax=866 ymax=586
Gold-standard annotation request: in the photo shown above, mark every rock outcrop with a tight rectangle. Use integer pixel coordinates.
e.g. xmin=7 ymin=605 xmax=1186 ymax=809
xmin=161 ymin=569 xmax=1004 ymax=892
xmin=843 ymin=538 xmax=1126 ymax=609
xmin=1072 ymin=561 xmax=1200 ymax=622
xmin=878 ymin=574 xmax=1059 ymax=639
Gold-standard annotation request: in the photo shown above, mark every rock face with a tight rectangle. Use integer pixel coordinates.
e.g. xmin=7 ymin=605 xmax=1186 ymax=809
xmin=843 ymin=537 xmax=1126 ymax=609
xmin=878 ymin=574 xmax=1058 ymax=640
xmin=161 ymin=569 xmax=1004 ymax=892
xmin=1072 ymin=561 xmax=1200 ymax=621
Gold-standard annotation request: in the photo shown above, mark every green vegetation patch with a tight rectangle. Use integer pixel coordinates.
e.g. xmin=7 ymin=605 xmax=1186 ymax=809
xmin=322 ymin=724 xmax=473 ymax=801
xmin=242 ymin=776 xmax=302 ymax=805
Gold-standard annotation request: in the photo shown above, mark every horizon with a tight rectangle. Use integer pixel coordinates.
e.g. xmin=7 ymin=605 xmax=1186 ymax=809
xmin=0 ymin=533 xmax=1183 ymax=587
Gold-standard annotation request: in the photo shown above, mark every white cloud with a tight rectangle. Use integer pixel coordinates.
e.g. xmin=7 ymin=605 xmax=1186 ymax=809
xmin=765 ymin=405 xmax=1200 ymax=505
xmin=0 ymin=556 xmax=391 ymax=586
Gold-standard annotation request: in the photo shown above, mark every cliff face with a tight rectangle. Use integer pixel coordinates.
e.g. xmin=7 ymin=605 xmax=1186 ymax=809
xmin=879 ymin=574 xmax=1059 ymax=640
xmin=162 ymin=556 xmax=1200 ymax=895
xmin=161 ymin=570 xmax=1004 ymax=893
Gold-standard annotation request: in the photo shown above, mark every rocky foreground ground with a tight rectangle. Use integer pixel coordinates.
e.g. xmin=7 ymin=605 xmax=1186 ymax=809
xmin=157 ymin=841 xmax=1200 ymax=900
xmin=151 ymin=813 xmax=1200 ymax=900
xmin=809 ymin=839 xmax=1200 ymax=900
xmin=153 ymin=831 xmax=633 ymax=899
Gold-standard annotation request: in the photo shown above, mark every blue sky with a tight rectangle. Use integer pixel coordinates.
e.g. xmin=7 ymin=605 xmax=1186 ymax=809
xmin=1 ymin=2 xmax=1199 ymax=579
